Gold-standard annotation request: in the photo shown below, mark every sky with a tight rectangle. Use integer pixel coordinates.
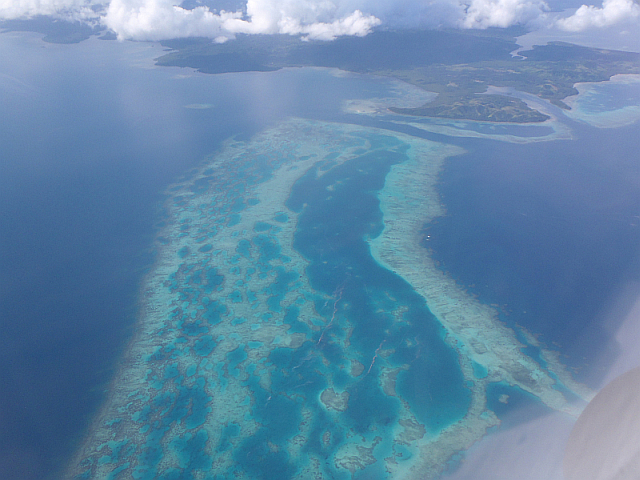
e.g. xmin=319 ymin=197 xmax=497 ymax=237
xmin=0 ymin=0 xmax=639 ymax=45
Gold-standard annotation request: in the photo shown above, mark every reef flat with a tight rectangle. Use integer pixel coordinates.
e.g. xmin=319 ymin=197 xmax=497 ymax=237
xmin=70 ymin=118 xmax=591 ymax=480
xmin=389 ymin=114 xmax=571 ymax=144
xmin=368 ymin=129 xmax=595 ymax=478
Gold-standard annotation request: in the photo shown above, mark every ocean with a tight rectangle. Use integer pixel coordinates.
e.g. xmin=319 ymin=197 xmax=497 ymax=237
xmin=1 ymin=31 xmax=639 ymax=479
xmin=426 ymin=122 xmax=640 ymax=383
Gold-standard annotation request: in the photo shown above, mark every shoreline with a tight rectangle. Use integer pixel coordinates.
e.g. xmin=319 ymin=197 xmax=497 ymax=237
xmin=563 ymin=74 xmax=640 ymax=128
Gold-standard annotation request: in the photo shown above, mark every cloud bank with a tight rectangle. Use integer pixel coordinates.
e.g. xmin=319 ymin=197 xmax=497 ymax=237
xmin=1 ymin=0 xmax=639 ymax=40
xmin=461 ymin=0 xmax=549 ymax=28
xmin=0 ymin=0 xmax=102 ymax=22
xmin=102 ymin=0 xmax=381 ymax=41
xmin=556 ymin=0 xmax=640 ymax=31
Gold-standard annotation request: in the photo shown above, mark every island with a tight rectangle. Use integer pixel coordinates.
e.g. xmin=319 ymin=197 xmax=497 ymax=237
xmin=156 ymin=29 xmax=640 ymax=123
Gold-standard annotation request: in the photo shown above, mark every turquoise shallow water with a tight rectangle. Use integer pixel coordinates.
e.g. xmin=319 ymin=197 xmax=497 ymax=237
xmin=404 ymin=119 xmax=555 ymax=137
xmin=72 ymin=108 xmax=614 ymax=479
xmin=71 ymin=121 xmax=471 ymax=479
xmin=0 ymin=34 xmax=443 ymax=479
xmin=574 ymin=77 xmax=640 ymax=112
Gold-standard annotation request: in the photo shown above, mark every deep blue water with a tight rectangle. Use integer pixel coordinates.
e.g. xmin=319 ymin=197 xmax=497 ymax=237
xmin=3 ymin=31 xmax=640 ymax=480
xmin=0 ymin=34 xmax=404 ymax=479
xmin=287 ymin=140 xmax=470 ymax=432
xmin=485 ymin=382 xmax=554 ymax=427
xmin=425 ymin=123 xmax=640 ymax=385
xmin=0 ymin=37 xmax=225 ymax=479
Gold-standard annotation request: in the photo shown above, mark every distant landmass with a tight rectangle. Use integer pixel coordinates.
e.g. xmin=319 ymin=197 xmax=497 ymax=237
xmin=3 ymin=19 xmax=637 ymax=122
xmin=157 ymin=30 xmax=640 ymax=123
xmin=0 ymin=16 xmax=102 ymax=43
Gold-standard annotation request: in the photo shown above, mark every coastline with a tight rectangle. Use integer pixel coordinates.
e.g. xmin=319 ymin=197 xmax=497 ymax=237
xmin=563 ymin=74 xmax=640 ymax=128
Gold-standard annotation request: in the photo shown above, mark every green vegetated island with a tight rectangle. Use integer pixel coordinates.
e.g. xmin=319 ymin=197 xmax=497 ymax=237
xmin=156 ymin=28 xmax=640 ymax=123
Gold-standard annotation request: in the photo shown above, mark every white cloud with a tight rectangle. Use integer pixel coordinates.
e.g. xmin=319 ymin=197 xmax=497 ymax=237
xmin=103 ymin=0 xmax=237 ymax=41
xmin=0 ymin=0 xmax=551 ymax=40
xmin=221 ymin=0 xmax=381 ymax=39
xmin=0 ymin=0 xmax=380 ymax=40
xmin=460 ymin=0 xmax=549 ymax=28
xmin=103 ymin=0 xmax=380 ymax=41
xmin=556 ymin=0 xmax=640 ymax=31
xmin=295 ymin=11 xmax=383 ymax=40
xmin=0 ymin=0 xmax=102 ymax=21
xmin=313 ymin=0 xmax=550 ymax=29
xmin=3 ymin=0 xmax=637 ymax=42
